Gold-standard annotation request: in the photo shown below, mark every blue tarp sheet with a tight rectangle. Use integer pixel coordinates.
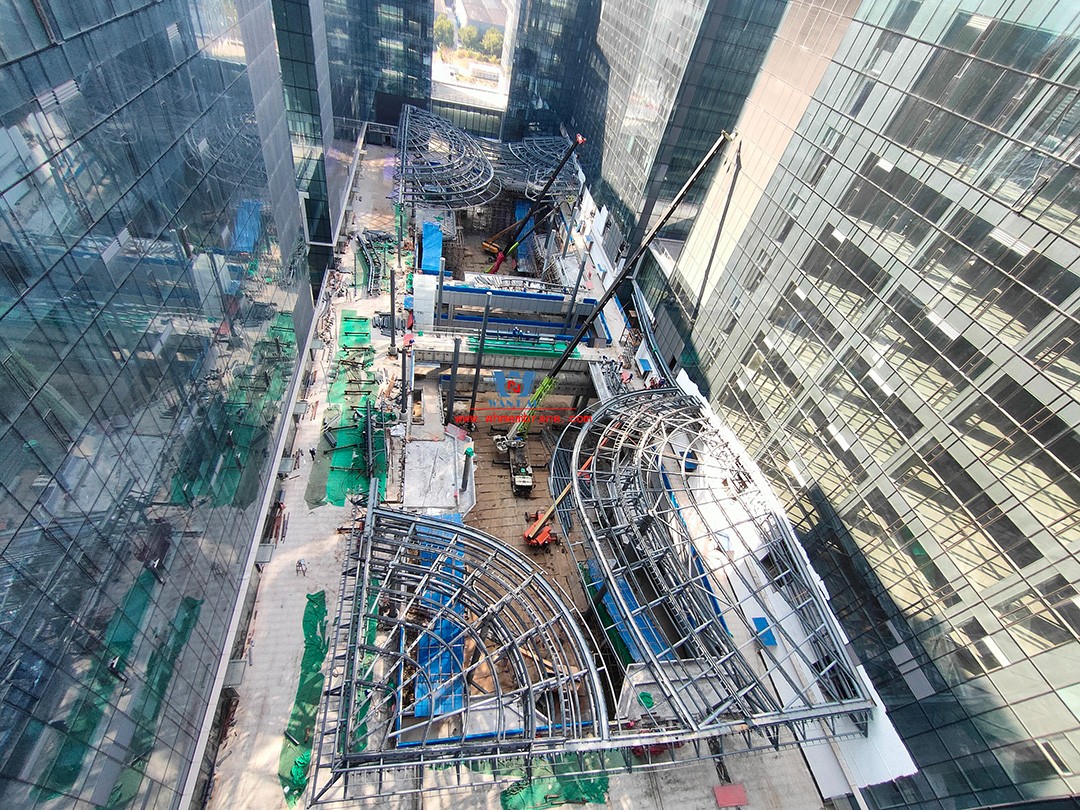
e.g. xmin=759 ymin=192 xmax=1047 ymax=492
xmin=229 ymin=200 xmax=262 ymax=254
xmin=586 ymin=559 xmax=672 ymax=662
xmin=514 ymin=201 xmax=534 ymax=264
xmin=415 ymin=516 xmax=465 ymax=717
xmin=753 ymin=617 xmax=777 ymax=646
xmin=421 ymin=221 xmax=443 ymax=275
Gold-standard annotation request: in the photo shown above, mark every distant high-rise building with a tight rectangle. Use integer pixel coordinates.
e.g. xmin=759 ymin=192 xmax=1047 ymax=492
xmin=501 ymin=0 xmax=786 ymax=243
xmin=0 ymin=0 xmax=311 ymax=806
xmin=271 ymin=0 xmax=339 ymax=287
xmin=324 ymin=0 xmax=433 ymax=127
xmin=641 ymin=0 xmax=1080 ymax=806
xmin=568 ymin=0 xmax=788 ymax=246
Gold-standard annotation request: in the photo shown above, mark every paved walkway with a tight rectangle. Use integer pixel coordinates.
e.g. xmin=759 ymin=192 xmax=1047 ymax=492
xmin=207 ymin=335 xmax=351 ymax=810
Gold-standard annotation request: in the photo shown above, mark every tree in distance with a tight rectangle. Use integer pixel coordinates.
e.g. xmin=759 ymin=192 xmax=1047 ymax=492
xmin=481 ymin=27 xmax=503 ymax=57
xmin=434 ymin=14 xmax=454 ymax=49
xmin=459 ymin=24 xmax=479 ymax=50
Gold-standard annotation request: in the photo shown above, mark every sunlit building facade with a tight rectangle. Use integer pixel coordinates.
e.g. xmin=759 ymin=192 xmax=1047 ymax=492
xmin=642 ymin=0 xmax=1080 ymax=806
xmin=0 ymin=0 xmax=311 ymax=806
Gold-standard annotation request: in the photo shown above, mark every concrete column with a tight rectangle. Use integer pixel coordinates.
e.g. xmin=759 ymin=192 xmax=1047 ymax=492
xmin=460 ymin=447 xmax=474 ymax=491
xmin=564 ymin=241 xmax=590 ymax=329
xmin=390 ymin=235 xmax=399 ymax=351
xmin=400 ymin=346 xmax=408 ymax=414
xmin=436 ymin=256 xmax=445 ymax=332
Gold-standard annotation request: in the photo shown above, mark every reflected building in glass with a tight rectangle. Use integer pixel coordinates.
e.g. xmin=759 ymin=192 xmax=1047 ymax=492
xmin=323 ymin=0 xmax=432 ymax=128
xmin=642 ymin=0 xmax=1080 ymax=806
xmin=0 ymin=0 xmax=311 ymax=806
xmin=569 ymin=0 xmax=788 ymax=245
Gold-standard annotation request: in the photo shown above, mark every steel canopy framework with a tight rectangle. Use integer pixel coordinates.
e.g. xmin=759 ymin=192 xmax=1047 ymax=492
xmin=310 ymin=390 xmax=876 ymax=804
xmin=485 ymin=137 xmax=582 ymax=200
xmin=310 ymin=510 xmax=607 ymax=804
xmin=396 ymin=106 xmax=503 ymax=209
xmin=552 ymin=390 xmax=874 ymax=741
xmin=395 ymin=108 xmax=580 ymax=211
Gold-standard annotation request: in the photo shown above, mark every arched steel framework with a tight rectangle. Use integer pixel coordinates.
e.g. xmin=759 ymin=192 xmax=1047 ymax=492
xmin=311 ymin=510 xmax=606 ymax=803
xmin=550 ymin=390 xmax=874 ymax=745
xmin=310 ymin=391 xmax=876 ymax=803
xmin=395 ymin=106 xmax=502 ymax=209
xmin=488 ymin=137 xmax=582 ymax=200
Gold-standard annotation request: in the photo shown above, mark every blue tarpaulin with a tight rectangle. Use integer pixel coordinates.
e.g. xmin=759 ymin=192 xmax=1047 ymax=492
xmin=229 ymin=200 xmax=262 ymax=254
xmin=420 ymin=221 xmax=443 ymax=275
xmin=514 ymin=201 xmax=534 ymax=264
xmin=586 ymin=559 xmax=672 ymax=662
xmin=414 ymin=516 xmax=466 ymax=716
xmin=752 ymin=617 xmax=777 ymax=646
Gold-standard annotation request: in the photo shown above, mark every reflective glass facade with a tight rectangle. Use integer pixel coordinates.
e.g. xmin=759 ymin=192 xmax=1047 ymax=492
xmin=502 ymin=0 xmax=592 ymax=139
xmin=0 ymin=0 xmax=310 ymax=806
xmin=271 ymin=0 xmax=336 ymax=286
xmin=324 ymin=0 xmax=432 ymax=127
xmin=644 ymin=0 xmax=1080 ymax=806
xmin=570 ymin=0 xmax=786 ymax=244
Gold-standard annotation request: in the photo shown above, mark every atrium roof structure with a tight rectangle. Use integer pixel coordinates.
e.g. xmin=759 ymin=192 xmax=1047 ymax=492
xmin=310 ymin=390 xmax=875 ymax=803
xmin=395 ymin=108 xmax=580 ymax=211
xmin=485 ymin=137 xmax=582 ymax=200
xmin=395 ymin=105 xmax=503 ymax=209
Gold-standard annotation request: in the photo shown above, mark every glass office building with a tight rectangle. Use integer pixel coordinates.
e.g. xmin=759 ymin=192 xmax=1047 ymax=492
xmin=642 ymin=0 xmax=1080 ymax=806
xmin=569 ymin=0 xmax=787 ymax=245
xmin=323 ymin=0 xmax=432 ymax=127
xmin=271 ymin=0 xmax=337 ymax=287
xmin=0 ymin=0 xmax=311 ymax=806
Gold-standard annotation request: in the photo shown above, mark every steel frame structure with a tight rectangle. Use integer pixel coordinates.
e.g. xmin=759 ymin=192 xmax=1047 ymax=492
xmin=552 ymin=390 xmax=874 ymax=748
xmin=309 ymin=390 xmax=875 ymax=804
xmin=395 ymin=106 xmax=502 ymax=210
xmin=485 ymin=137 xmax=582 ymax=200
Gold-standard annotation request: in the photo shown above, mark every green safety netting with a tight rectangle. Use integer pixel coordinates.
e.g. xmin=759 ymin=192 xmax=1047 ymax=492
xmin=279 ymin=591 xmax=329 ymax=806
xmin=579 ymin=564 xmax=634 ymax=667
xmin=325 ymin=410 xmax=389 ymax=507
xmin=106 ymin=597 xmax=203 ymax=809
xmin=467 ymin=336 xmax=581 ymax=359
xmin=171 ymin=313 xmax=295 ymax=507
xmin=499 ymin=753 xmax=611 ymax=810
xmin=33 ymin=568 xmax=160 ymax=800
xmin=310 ymin=312 xmax=389 ymax=507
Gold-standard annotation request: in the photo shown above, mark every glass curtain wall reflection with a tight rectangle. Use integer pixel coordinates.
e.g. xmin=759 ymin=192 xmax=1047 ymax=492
xmin=0 ymin=0 xmax=308 ymax=806
xmin=644 ymin=0 xmax=1080 ymax=806
xmin=568 ymin=0 xmax=786 ymax=246
xmin=324 ymin=0 xmax=432 ymax=128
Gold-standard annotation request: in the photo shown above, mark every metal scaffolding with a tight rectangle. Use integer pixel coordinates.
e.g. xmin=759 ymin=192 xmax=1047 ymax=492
xmin=395 ymin=106 xmax=502 ymax=210
xmin=310 ymin=390 xmax=875 ymax=804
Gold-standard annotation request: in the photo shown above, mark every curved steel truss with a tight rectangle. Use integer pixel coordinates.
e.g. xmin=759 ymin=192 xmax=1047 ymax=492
xmin=311 ymin=510 xmax=606 ymax=803
xmin=487 ymin=137 xmax=582 ymax=200
xmin=551 ymin=390 xmax=873 ymax=744
xmin=395 ymin=106 xmax=502 ymax=209
xmin=311 ymin=391 xmax=875 ymax=803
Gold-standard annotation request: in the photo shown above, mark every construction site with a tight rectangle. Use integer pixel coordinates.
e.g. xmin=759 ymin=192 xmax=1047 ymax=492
xmin=204 ymin=109 xmax=896 ymax=810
